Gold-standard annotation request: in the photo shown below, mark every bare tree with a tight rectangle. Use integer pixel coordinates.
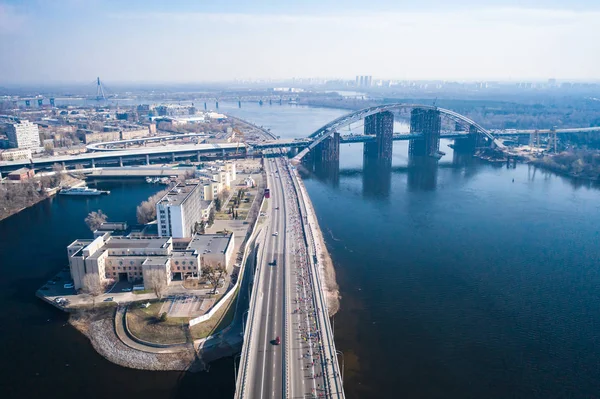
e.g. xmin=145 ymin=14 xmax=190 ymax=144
xmin=85 ymin=210 xmax=107 ymax=231
xmin=82 ymin=274 xmax=104 ymax=308
xmin=146 ymin=269 xmax=168 ymax=299
xmin=204 ymin=262 xmax=228 ymax=294
xmin=136 ymin=188 xmax=170 ymax=224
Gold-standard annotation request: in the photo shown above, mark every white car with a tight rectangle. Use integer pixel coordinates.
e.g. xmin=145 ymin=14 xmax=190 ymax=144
xmin=273 ymin=232 xmax=278 ymax=236
xmin=63 ymin=283 xmax=74 ymax=289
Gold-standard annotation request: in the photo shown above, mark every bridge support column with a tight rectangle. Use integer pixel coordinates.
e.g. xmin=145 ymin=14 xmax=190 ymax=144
xmin=363 ymin=111 xmax=394 ymax=162
xmin=197 ymin=151 xmax=201 ymax=162
xmin=315 ymin=132 xmax=340 ymax=165
xmin=171 ymin=152 xmax=175 ymax=162
xmin=119 ymin=157 xmax=123 ymax=167
xmin=91 ymin=159 xmax=95 ymax=168
xmin=62 ymin=161 xmax=66 ymax=169
xmin=146 ymin=154 xmax=150 ymax=165
xmin=409 ymin=109 xmax=441 ymax=157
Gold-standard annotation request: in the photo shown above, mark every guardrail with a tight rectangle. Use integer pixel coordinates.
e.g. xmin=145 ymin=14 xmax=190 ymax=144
xmin=234 ymin=197 xmax=266 ymax=398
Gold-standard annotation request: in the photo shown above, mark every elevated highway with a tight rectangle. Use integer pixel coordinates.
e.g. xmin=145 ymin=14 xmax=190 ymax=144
xmin=0 ymin=143 xmax=245 ymax=173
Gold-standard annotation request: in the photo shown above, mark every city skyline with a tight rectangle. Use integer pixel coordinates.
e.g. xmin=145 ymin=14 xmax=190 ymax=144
xmin=1 ymin=0 xmax=600 ymax=83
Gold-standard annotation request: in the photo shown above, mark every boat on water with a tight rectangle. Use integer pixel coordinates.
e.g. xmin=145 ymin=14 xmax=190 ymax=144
xmin=146 ymin=176 xmax=172 ymax=185
xmin=60 ymin=187 xmax=110 ymax=196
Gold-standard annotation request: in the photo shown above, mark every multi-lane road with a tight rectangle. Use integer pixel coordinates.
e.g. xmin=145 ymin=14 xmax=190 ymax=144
xmin=238 ymin=156 xmax=344 ymax=399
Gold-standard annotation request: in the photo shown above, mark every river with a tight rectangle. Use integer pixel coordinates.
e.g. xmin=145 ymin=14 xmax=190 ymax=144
xmin=2 ymin=102 xmax=600 ymax=398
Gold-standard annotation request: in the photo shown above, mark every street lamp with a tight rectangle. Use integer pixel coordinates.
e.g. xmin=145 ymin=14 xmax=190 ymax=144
xmin=233 ymin=353 xmax=241 ymax=383
xmin=335 ymin=350 xmax=344 ymax=383
xmin=242 ymin=309 xmax=249 ymax=335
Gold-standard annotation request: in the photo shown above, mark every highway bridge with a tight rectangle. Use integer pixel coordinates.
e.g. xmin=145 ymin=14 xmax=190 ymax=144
xmin=235 ymin=157 xmax=344 ymax=398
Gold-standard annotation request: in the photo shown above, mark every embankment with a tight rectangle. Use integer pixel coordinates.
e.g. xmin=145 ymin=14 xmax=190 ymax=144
xmin=70 ymin=309 xmax=202 ymax=372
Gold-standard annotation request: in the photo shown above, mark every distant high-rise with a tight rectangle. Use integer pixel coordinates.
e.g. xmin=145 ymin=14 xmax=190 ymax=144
xmin=355 ymin=75 xmax=373 ymax=88
xmin=5 ymin=120 xmax=41 ymax=149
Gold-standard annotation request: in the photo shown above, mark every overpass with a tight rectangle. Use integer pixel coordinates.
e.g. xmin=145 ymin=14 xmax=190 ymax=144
xmin=0 ymin=143 xmax=246 ymax=173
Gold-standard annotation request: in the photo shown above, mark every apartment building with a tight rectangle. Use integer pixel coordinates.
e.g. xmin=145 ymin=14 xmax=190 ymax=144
xmin=5 ymin=119 xmax=41 ymax=149
xmin=157 ymin=182 xmax=211 ymax=238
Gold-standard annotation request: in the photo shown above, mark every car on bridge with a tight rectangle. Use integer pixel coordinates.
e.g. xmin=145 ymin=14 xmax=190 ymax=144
xmin=274 ymin=336 xmax=280 ymax=345
xmin=273 ymin=231 xmax=278 ymax=236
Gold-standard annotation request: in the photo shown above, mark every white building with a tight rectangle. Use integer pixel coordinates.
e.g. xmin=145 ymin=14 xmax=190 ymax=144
xmin=5 ymin=120 xmax=41 ymax=149
xmin=157 ymin=182 xmax=204 ymax=238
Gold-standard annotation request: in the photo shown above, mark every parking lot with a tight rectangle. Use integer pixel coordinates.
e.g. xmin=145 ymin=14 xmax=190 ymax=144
xmin=159 ymin=294 xmax=215 ymax=318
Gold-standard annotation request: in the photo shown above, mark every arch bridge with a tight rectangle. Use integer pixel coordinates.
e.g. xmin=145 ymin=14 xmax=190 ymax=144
xmin=292 ymin=103 xmax=506 ymax=164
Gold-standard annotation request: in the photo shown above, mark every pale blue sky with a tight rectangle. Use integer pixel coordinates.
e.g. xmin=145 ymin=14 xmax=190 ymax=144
xmin=1 ymin=0 xmax=599 ymax=83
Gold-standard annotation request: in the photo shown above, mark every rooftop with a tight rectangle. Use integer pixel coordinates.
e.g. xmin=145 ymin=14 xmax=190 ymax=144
xmin=187 ymin=233 xmax=232 ymax=258
xmin=142 ymin=257 xmax=171 ymax=266
xmin=157 ymin=183 xmax=199 ymax=207
xmin=105 ymin=236 xmax=171 ymax=249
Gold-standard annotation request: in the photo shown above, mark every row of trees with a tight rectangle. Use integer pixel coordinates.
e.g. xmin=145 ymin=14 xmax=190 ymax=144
xmin=535 ymin=150 xmax=600 ymax=180
xmin=0 ymin=181 xmax=45 ymax=220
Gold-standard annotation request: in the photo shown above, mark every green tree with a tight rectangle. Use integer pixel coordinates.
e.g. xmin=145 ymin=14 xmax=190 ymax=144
xmin=214 ymin=197 xmax=222 ymax=212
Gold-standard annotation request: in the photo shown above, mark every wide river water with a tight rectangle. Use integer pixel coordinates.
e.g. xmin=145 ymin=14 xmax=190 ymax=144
xmin=2 ymin=102 xmax=600 ymax=398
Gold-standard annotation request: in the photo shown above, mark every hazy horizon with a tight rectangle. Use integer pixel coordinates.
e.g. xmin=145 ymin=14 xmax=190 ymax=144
xmin=1 ymin=0 xmax=600 ymax=84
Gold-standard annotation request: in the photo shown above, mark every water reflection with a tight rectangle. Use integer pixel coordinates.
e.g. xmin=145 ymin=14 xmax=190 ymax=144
xmin=407 ymin=156 xmax=438 ymax=191
xmin=362 ymin=152 xmax=392 ymax=199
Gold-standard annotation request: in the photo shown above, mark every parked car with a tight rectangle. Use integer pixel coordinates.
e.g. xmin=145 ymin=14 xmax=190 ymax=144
xmin=121 ymin=288 xmax=132 ymax=292
xmin=63 ymin=283 xmax=74 ymax=289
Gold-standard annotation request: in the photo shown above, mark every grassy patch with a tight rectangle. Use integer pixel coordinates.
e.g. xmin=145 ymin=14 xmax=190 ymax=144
xmin=132 ymin=289 xmax=152 ymax=295
xmin=126 ymin=301 xmax=188 ymax=345
xmin=190 ymin=291 xmax=237 ymax=340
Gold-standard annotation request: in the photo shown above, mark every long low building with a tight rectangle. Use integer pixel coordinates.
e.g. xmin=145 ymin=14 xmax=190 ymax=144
xmin=67 ymin=232 xmax=235 ymax=291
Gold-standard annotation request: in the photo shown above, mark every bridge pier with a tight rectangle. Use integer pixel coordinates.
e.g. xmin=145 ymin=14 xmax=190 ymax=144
xmin=197 ymin=151 xmax=201 ymax=162
xmin=171 ymin=152 xmax=175 ymax=162
xmin=315 ymin=132 xmax=340 ymax=165
xmin=146 ymin=154 xmax=150 ymax=165
xmin=409 ymin=109 xmax=441 ymax=157
xmin=91 ymin=159 xmax=95 ymax=168
xmin=119 ymin=157 xmax=123 ymax=167
xmin=363 ymin=111 xmax=394 ymax=163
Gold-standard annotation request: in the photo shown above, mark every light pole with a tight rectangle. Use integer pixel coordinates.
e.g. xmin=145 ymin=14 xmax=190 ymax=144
xmin=233 ymin=353 xmax=241 ymax=384
xmin=242 ymin=309 xmax=249 ymax=335
xmin=335 ymin=350 xmax=344 ymax=383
